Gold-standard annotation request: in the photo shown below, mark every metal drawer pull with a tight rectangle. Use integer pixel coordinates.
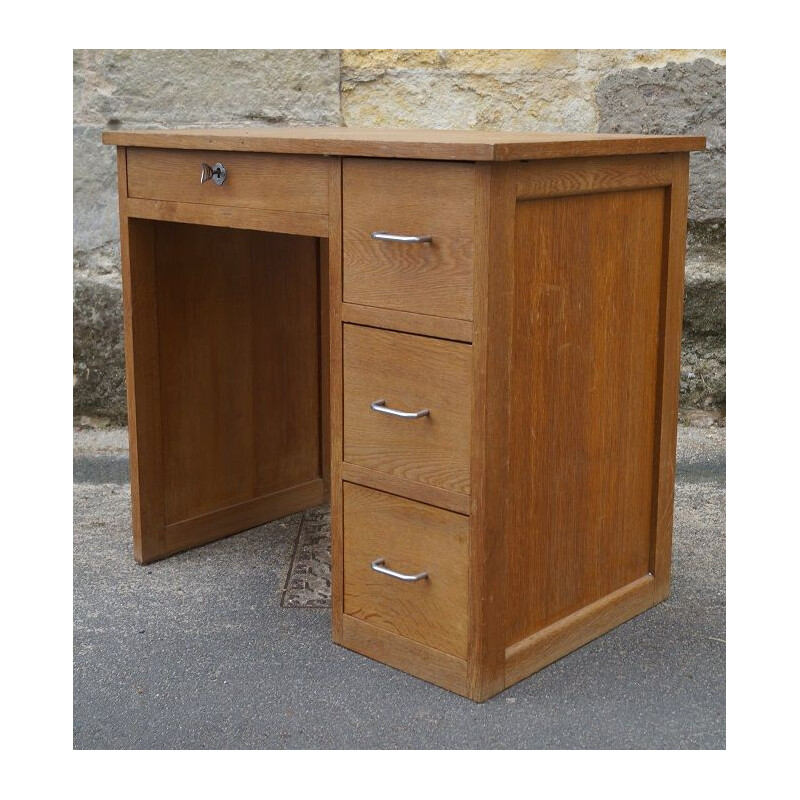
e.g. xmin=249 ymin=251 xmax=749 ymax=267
xmin=200 ymin=162 xmax=227 ymax=186
xmin=371 ymin=558 xmax=428 ymax=582
xmin=371 ymin=231 xmax=433 ymax=244
xmin=370 ymin=399 xmax=430 ymax=419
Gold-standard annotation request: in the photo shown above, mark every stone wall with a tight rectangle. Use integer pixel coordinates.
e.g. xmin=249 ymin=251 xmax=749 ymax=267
xmin=73 ymin=50 xmax=341 ymax=421
xmin=74 ymin=49 xmax=725 ymax=422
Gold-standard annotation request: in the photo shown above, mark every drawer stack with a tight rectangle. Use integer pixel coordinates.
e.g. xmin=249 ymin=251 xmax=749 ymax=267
xmin=330 ymin=150 xmax=690 ymax=702
xmin=333 ymin=158 xmax=478 ymax=688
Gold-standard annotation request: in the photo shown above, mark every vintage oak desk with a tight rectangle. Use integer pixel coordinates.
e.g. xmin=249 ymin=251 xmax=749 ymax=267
xmin=103 ymin=127 xmax=705 ymax=701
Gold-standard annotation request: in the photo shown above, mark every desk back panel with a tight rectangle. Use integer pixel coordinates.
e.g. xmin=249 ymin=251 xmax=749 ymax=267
xmin=126 ymin=220 xmax=326 ymax=561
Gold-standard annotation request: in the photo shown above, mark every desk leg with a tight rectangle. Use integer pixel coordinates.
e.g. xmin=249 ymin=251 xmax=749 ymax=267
xmin=327 ymin=157 xmax=344 ymax=642
xmin=319 ymin=238 xmax=331 ymax=503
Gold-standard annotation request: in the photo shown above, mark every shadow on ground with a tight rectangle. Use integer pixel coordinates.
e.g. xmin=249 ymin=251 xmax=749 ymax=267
xmin=73 ymin=426 xmax=725 ymax=749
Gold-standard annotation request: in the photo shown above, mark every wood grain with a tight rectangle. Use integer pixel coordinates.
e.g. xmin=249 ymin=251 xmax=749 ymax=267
xmin=467 ymin=162 xmax=516 ymax=700
xmin=505 ymin=185 xmax=667 ymax=646
xmin=104 ymin=127 xmax=705 ymax=161
xmin=319 ymin=238 xmax=331 ymax=502
xmin=340 ymin=462 xmax=470 ymax=515
xmin=342 ymin=303 xmax=473 ymax=343
xmin=118 ymin=148 xmax=166 ymax=564
xmin=155 ymin=225 xmax=321 ymax=526
xmin=343 ymin=324 xmax=472 ymax=495
xmin=125 ymin=197 xmax=327 ymax=238
xmin=163 ymin=479 xmax=324 ymax=558
xmin=505 ymin=575 xmax=656 ymax=687
xmin=343 ymin=483 xmax=469 ymax=658
xmin=127 ymin=148 xmax=329 ymax=214
xmin=107 ymin=134 xmax=698 ymax=700
xmin=516 ymin=154 xmax=672 ymax=199
xmin=122 ymin=218 xmax=326 ymax=563
xmin=343 ymin=159 xmax=475 ymax=320
xmin=327 ymin=157 xmax=345 ymax=642
xmin=652 ymin=154 xmax=691 ymax=601
xmin=341 ymin=615 xmax=468 ymax=696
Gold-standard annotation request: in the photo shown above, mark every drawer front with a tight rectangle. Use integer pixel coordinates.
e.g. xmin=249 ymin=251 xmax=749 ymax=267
xmin=344 ymin=324 xmax=471 ymax=495
xmin=343 ymin=159 xmax=475 ymax=320
xmin=343 ymin=483 xmax=468 ymax=658
xmin=126 ymin=148 xmax=329 ymax=215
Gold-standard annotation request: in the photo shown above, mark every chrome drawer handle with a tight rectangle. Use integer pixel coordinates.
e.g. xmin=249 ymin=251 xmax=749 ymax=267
xmin=371 ymin=558 xmax=428 ymax=582
xmin=370 ymin=399 xmax=430 ymax=419
xmin=371 ymin=231 xmax=433 ymax=244
xmin=200 ymin=162 xmax=227 ymax=186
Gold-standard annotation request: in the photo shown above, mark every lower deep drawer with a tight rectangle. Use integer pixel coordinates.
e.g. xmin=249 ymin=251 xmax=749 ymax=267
xmin=343 ymin=482 xmax=468 ymax=658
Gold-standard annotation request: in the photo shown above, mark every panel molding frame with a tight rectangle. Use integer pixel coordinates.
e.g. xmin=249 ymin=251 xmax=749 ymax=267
xmin=505 ymin=575 xmax=656 ymax=687
xmin=515 ymin=153 xmax=673 ymax=200
xmin=498 ymin=153 xmax=690 ymax=681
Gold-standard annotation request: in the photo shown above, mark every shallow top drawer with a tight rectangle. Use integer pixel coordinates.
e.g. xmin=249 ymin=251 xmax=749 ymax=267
xmin=343 ymin=159 xmax=475 ymax=321
xmin=126 ymin=148 xmax=330 ymax=216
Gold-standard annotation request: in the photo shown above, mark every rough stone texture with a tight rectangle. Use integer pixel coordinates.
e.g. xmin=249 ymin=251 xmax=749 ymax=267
xmin=342 ymin=50 xmax=598 ymax=131
xmin=341 ymin=49 xmax=725 ymax=144
xmin=681 ymin=230 xmax=726 ymax=410
xmin=73 ymin=50 xmax=341 ymax=420
xmin=596 ymin=58 xmax=726 ymax=225
xmin=74 ymin=50 xmax=341 ymax=128
xmin=74 ymin=49 xmax=726 ymax=419
xmin=74 ymin=275 xmax=126 ymax=422
xmin=74 ymin=123 xmax=120 ymax=254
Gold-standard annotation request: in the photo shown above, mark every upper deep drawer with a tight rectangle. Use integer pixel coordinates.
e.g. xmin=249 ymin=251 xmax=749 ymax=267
xmin=126 ymin=148 xmax=330 ymax=215
xmin=344 ymin=324 xmax=472 ymax=495
xmin=342 ymin=159 xmax=475 ymax=321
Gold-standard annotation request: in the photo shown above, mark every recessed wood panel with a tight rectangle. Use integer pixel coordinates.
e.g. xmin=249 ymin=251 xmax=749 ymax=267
xmin=505 ymin=188 xmax=667 ymax=646
xmin=343 ymin=483 xmax=469 ymax=658
xmin=154 ymin=223 xmax=322 ymax=526
xmin=343 ymin=324 xmax=472 ymax=495
xmin=343 ymin=159 xmax=475 ymax=320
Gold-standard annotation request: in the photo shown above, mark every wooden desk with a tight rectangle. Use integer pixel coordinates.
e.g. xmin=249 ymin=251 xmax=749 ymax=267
xmin=103 ymin=127 xmax=705 ymax=701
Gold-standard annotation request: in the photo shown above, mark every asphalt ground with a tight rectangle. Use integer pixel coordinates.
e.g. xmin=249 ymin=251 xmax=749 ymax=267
xmin=73 ymin=425 xmax=725 ymax=749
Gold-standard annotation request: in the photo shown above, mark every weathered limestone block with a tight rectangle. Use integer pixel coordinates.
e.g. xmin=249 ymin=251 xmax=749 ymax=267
xmin=680 ymin=234 xmax=726 ymax=410
xmin=73 ymin=124 xmax=119 ymax=254
xmin=342 ymin=49 xmax=597 ymax=131
xmin=596 ymin=57 xmax=725 ymax=411
xmin=73 ymin=49 xmax=341 ymax=256
xmin=73 ymin=49 xmax=342 ymax=420
xmin=73 ymin=276 xmax=126 ymax=422
xmin=73 ymin=49 xmax=341 ymax=127
xmin=596 ymin=58 xmax=726 ymax=223
xmin=341 ymin=49 xmax=725 ymax=137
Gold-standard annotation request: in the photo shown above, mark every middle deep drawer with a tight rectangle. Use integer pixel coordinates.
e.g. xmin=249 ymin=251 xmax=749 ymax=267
xmin=343 ymin=324 xmax=472 ymax=496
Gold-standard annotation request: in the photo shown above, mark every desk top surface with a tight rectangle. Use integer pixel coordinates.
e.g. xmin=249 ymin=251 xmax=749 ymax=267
xmin=102 ymin=127 xmax=705 ymax=161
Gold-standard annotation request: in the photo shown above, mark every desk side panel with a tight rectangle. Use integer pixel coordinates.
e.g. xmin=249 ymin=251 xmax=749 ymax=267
xmin=501 ymin=155 xmax=684 ymax=681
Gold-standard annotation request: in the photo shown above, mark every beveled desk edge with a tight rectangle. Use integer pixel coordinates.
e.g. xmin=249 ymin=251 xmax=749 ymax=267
xmin=102 ymin=127 xmax=706 ymax=162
